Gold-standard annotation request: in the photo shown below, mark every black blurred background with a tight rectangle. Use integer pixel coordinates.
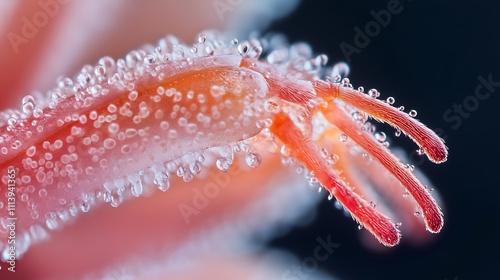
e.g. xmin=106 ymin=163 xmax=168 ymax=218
xmin=266 ymin=1 xmax=499 ymax=279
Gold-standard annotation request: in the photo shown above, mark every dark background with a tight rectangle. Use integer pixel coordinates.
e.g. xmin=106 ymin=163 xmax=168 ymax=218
xmin=266 ymin=1 xmax=499 ymax=279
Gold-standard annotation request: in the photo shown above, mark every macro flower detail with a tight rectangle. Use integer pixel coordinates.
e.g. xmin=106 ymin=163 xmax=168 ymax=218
xmin=0 ymin=30 xmax=447 ymax=262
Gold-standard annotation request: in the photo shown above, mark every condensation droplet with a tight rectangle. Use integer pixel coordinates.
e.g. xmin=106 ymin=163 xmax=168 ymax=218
xmin=339 ymin=134 xmax=348 ymax=142
xmin=368 ymin=89 xmax=379 ymax=98
xmin=39 ymin=189 xmax=47 ymax=197
xmin=238 ymin=41 xmax=250 ymax=56
xmin=26 ymin=146 xmax=36 ymax=157
xmin=375 ymin=132 xmax=387 ymax=143
xmin=197 ymin=34 xmax=206 ymax=44
xmin=386 ymin=97 xmax=395 ymax=105
xmin=245 ymin=153 xmax=262 ymax=168
xmin=144 ymin=54 xmax=156 ymax=65
xmin=103 ymin=138 xmax=116 ymax=149
xmin=22 ymin=95 xmax=36 ymax=114
xmin=216 ymin=158 xmax=230 ymax=172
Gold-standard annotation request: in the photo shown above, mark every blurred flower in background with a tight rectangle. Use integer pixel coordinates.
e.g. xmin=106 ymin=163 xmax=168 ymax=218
xmin=0 ymin=0 xmax=341 ymax=279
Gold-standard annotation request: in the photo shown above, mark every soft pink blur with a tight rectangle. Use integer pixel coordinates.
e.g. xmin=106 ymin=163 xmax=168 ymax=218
xmin=0 ymin=0 xmax=227 ymax=111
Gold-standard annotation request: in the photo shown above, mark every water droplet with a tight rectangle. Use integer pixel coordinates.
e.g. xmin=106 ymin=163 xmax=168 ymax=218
xmin=77 ymin=73 xmax=91 ymax=86
xmin=144 ymin=54 xmax=156 ymax=65
xmin=80 ymin=202 xmax=90 ymax=213
xmin=394 ymin=130 xmax=401 ymax=137
xmin=33 ymin=107 xmax=43 ymax=118
xmin=89 ymin=85 xmax=102 ymax=96
xmin=155 ymin=173 xmax=170 ymax=192
xmin=197 ymin=34 xmax=207 ymax=44
xmin=26 ymin=146 xmax=36 ymax=157
xmin=39 ymin=188 xmax=47 ymax=197
xmin=409 ymin=110 xmax=418 ymax=117
xmin=368 ymin=89 xmax=379 ymax=98
xmin=94 ymin=65 xmax=106 ymax=76
xmin=245 ymin=153 xmax=262 ymax=168
xmin=386 ymin=97 xmax=395 ymax=105
xmin=395 ymin=222 xmax=402 ymax=228
xmin=341 ymin=77 xmax=350 ymax=87
xmin=128 ymin=91 xmax=138 ymax=101
xmin=414 ymin=211 xmax=421 ymax=217
xmin=110 ymin=190 xmax=123 ymax=207
xmin=326 ymin=154 xmax=339 ymax=165
xmin=216 ymin=158 xmax=230 ymax=172
xmin=357 ymin=86 xmax=364 ymax=93
xmin=320 ymin=148 xmax=329 ymax=159
xmin=22 ymin=95 xmax=36 ymax=114
xmin=375 ymin=132 xmax=387 ymax=142
xmin=128 ymin=175 xmax=144 ymax=197
xmin=46 ymin=217 xmax=58 ymax=230
xmin=176 ymin=166 xmax=185 ymax=177
xmin=280 ymin=145 xmax=291 ymax=157
xmin=238 ymin=41 xmax=250 ymax=56
xmin=339 ymin=134 xmax=348 ymax=142
xmin=210 ymin=85 xmax=226 ymax=98
xmin=189 ymin=162 xmax=201 ymax=174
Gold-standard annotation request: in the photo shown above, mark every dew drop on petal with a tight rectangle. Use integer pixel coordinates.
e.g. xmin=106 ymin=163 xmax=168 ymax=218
xmin=386 ymin=97 xmax=395 ymax=105
xmin=216 ymin=158 xmax=230 ymax=172
xmin=339 ymin=134 xmax=348 ymax=142
xmin=26 ymin=146 xmax=36 ymax=157
xmin=103 ymin=138 xmax=116 ymax=149
xmin=245 ymin=153 xmax=262 ymax=168
xmin=375 ymin=132 xmax=387 ymax=143
xmin=144 ymin=54 xmax=156 ymax=65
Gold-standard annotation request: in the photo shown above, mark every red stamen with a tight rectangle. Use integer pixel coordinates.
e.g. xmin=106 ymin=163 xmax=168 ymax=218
xmin=271 ymin=113 xmax=400 ymax=246
xmin=322 ymin=103 xmax=443 ymax=233
xmin=314 ymin=81 xmax=448 ymax=164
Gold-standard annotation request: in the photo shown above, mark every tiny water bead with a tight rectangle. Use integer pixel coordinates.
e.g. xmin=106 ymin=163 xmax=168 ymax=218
xmin=375 ymin=132 xmax=387 ymax=143
xmin=339 ymin=133 xmax=348 ymax=142
xmin=143 ymin=54 xmax=156 ymax=65
xmin=245 ymin=153 xmax=262 ymax=168
xmin=216 ymin=158 xmax=231 ymax=172
xmin=386 ymin=97 xmax=395 ymax=105
xmin=22 ymin=95 xmax=36 ymax=114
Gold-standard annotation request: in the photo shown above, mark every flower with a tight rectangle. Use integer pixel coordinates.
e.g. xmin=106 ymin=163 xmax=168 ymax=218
xmin=0 ymin=1 xmax=331 ymax=279
xmin=0 ymin=1 xmax=447 ymax=279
